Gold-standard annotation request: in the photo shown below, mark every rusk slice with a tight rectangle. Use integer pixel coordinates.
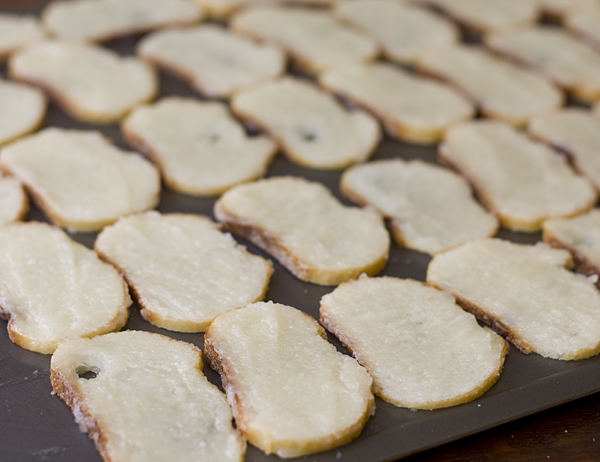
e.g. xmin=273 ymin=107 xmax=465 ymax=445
xmin=9 ymin=40 xmax=157 ymax=123
xmin=122 ymin=97 xmax=276 ymax=195
xmin=95 ymin=212 xmax=273 ymax=332
xmin=0 ymin=222 xmax=130 ymax=354
xmin=231 ymin=6 xmax=378 ymax=74
xmin=440 ymin=121 xmax=596 ymax=232
xmin=319 ymin=62 xmax=473 ymax=144
xmin=529 ymin=108 xmax=600 ymax=191
xmin=487 ymin=26 xmax=600 ymax=103
xmin=42 ymin=0 xmax=203 ymax=43
xmin=204 ymin=301 xmax=374 ymax=458
xmin=565 ymin=1 xmax=600 ymax=49
xmin=214 ymin=177 xmax=390 ymax=285
xmin=334 ymin=0 xmax=459 ymax=65
xmin=341 ymin=159 xmax=498 ymax=255
xmin=138 ymin=25 xmax=285 ymax=98
xmin=427 ymin=238 xmax=600 ymax=360
xmin=51 ymin=331 xmax=245 ymax=462
xmin=417 ymin=44 xmax=563 ymax=126
xmin=0 ymin=128 xmax=160 ymax=232
xmin=0 ymin=173 xmax=28 ymax=227
xmin=231 ymin=77 xmax=380 ymax=169
xmin=0 ymin=79 xmax=46 ymax=146
xmin=0 ymin=14 xmax=45 ymax=61
xmin=320 ymin=277 xmax=508 ymax=409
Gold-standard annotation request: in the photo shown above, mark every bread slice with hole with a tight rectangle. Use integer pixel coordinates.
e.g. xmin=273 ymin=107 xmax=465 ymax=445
xmin=204 ymin=301 xmax=374 ymax=458
xmin=51 ymin=331 xmax=245 ymax=462
xmin=214 ymin=176 xmax=390 ymax=285
xmin=231 ymin=77 xmax=380 ymax=169
xmin=0 ymin=222 xmax=130 ymax=354
xmin=0 ymin=13 xmax=45 ymax=61
xmin=0 ymin=79 xmax=46 ymax=146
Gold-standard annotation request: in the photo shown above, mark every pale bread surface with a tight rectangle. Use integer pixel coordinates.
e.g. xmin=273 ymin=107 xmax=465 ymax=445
xmin=122 ymin=97 xmax=276 ymax=195
xmin=0 ymin=128 xmax=161 ymax=232
xmin=231 ymin=6 xmax=379 ymax=74
xmin=417 ymin=44 xmax=563 ymax=126
xmin=0 ymin=222 xmax=130 ymax=354
xmin=427 ymin=238 xmax=600 ymax=360
xmin=138 ymin=25 xmax=285 ymax=98
xmin=0 ymin=14 xmax=45 ymax=61
xmin=42 ymin=0 xmax=203 ymax=43
xmin=9 ymin=40 xmax=157 ymax=123
xmin=320 ymin=277 xmax=508 ymax=409
xmin=319 ymin=62 xmax=474 ymax=144
xmin=214 ymin=177 xmax=389 ymax=285
xmin=95 ymin=212 xmax=273 ymax=332
xmin=0 ymin=173 xmax=28 ymax=227
xmin=440 ymin=121 xmax=596 ymax=232
xmin=51 ymin=331 xmax=245 ymax=462
xmin=341 ymin=159 xmax=498 ymax=255
xmin=0 ymin=79 xmax=46 ymax=146
xmin=536 ymin=0 xmax=597 ymax=17
xmin=565 ymin=1 xmax=600 ymax=49
xmin=195 ymin=0 xmax=352 ymax=18
xmin=231 ymin=77 xmax=380 ymax=169
xmin=204 ymin=301 xmax=374 ymax=458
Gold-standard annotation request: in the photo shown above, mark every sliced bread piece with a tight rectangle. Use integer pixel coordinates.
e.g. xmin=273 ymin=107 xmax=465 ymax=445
xmin=137 ymin=24 xmax=285 ymax=98
xmin=439 ymin=121 xmax=596 ymax=232
xmin=9 ymin=40 xmax=157 ymax=123
xmin=0 ymin=128 xmax=161 ymax=232
xmin=0 ymin=13 xmax=45 ymax=61
xmin=231 ymin=77 xmax=380 ymax=169
xmin=341 ymin=159 xmax=498 ymax=255
xmin=214 ymin=176 xmax=390 ymax=285
xmin=0 ymin=173 xmax=28 ymax=227
xmin=0 ymin=79 xmax=46 ymax=146
xmin=194 ymin=0 xmax=350 ymax=19
xmin=204 ymin=301 xmax=374 ymax=458
xmin=51 ymin=331 xmax=245 ymax=462
xmin=0 ymin=222 xmax=130 ymax=354
xmin=319 ymin=61 xmax=474 ymax=144
xmin=565 ymin=1 xmax=600 ymax=50
xmin=122 ymin=97 xmax=276 ymax=196
xmin=427 ymin=238 xmax=600 ymax=360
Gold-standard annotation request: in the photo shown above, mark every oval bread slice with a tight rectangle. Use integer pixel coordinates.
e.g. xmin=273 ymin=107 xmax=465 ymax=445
xmin=51 ymin=331 xmax=245 ymax=462
xmin=427 ymin=238 xmax=600 ymax=360
xmin=0 ymin=78 xmax=46 ymax=146
xmin=231 ymin=77 xmax=380 ymax=169
xmin=0 ymin=222 xmax=130 ymax=354
xmin=204 ymin=301 xmax=374 ymax=458
xmin=0 ymin=13 xmax=45 ymax=61
xmin=95 ymin=211 xmax=273 ymax=332
xmin=320 ymin=277 xmax=508 ymax=409
xmin=214 ymin=176 xmax=390 ymax=285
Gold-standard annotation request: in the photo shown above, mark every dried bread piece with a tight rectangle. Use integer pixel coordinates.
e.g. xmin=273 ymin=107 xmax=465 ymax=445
xmin=0 ymin=79 xmax=46 ymax=146
xmin=231 ymin=77 xmax=380 ymax=169
xmin=9 ymin=40 xmax=157 ymax=123
xmin=204 ymin=301 xmax=374 ymax=458
xmin=341 ymin=159 xmax=498 ymax=255
xmin=95 ymin=212 xmax=273 ymax=332
xmin=440 ymin=121 xmax=596 ymax=232
xmin=42 ymin=0 xmax=203 ymax=43
xmin=0 ymin=128 xmax=160 ymax=232
xmin=320 ymin=277 xmax=508 ymax=409
xmin=137 ymin=25 xmax=285 ymax=98
xmin=427 ymin=238 xmax=600 ymax=360
xmin=231 ymin=6 xmax=378 ymax=74
xmin=487 ymin=26 xmax=600 ymax=103
xmin=529 ymin=108 xmax=600 ymax=191
xmin=334 ymin=0 xmax=459 ymax=65
xmin=122 ymin=98 xmax=276 ymax=195
xmin=51 ymin=331 xmax=245 ymax=462
xmin=417 ymin=44 xmax=563 ymax=126
xmin=0 ymin=173 xmax=28 ymax=227
xmin=565 ymin=1 xmax=600 ymax=50
xmin=0 ymin=14 xmax=45 ymax=61
xmin=214 ymin=177 xmax=390 ymax=285
xmin=0 ymin=222 xmax=130 ymax=354
xmin=319 ymin=62 xmax=474 ymax=144
xmin=195 ymin=0 xmax=349 ymax=19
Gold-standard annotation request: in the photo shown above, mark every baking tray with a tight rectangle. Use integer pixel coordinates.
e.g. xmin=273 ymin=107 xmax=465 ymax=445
xmin=2 ymin=1 xmax=600 ymax=461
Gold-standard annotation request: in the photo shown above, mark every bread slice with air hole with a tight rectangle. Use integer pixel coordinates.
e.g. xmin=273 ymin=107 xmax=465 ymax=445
xmin=439 ymin=120 xmax=596 ymax=232
xmin=214 ymin=176 xmax=390 ymax=285
xmin=0 ymin=222 xmax=130 ymax=354
xmin=95 ymin=211 xmax=273 ymax=332
xmin=231 ymin=77 xmax=380 ymax=170
xmin=0 ymin=13 xmax=45 ymax=62
xmin=0 ymin=78 xmax=46 ymax=146
xmin=51 ymin=331 xmax=245 ymax=462
xmin=204 ymin=301 xmax=374 ymax=458
xmin=122 ymin=97 xmax=277 ymax=196
xmin=427 ymin=238 xmax=600 ymax=360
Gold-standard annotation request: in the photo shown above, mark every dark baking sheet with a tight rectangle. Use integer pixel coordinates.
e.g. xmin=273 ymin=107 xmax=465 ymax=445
xmin=2 ymin=1 xmax=600 ymax=461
